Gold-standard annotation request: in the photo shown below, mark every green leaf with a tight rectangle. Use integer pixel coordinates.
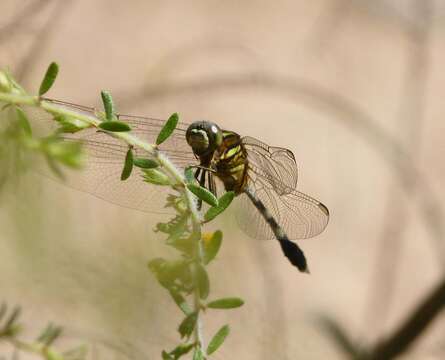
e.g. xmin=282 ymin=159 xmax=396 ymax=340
xmin=207 ymin=297 xmax=244 ymax=309
xmin=148 ymin=258 xmax=166 ymax=272
xmin=45 ymin=349 xmax=65 ymax=360
xmin=43 ymin=138 xmax=84 ymax=168
xmin=3 ymin=69 xmax=25 ymax=94
xmin=162 ymin=351 xmax=174 ymax=360
xmin=143 ymin=168 xmax=172 ymax=186
xmin=15 ymin=107 xmax=32 ymax=135
xmin=207 ymin=325 xmax=230 ymax=355
xmin=204 ymin=191 xmax=235 ymax=222
xmin=169 ymin=289 xmax=192 ymax=315
xmin=148 ymin=258 xmax=189 ymax=290
xmin=193 ymin=348 xmax=204 ymax=360
xmin=45 ymin=155 xmax=65 ymax=180
xmin=39 ymin=62 xmax=59 ymax=96
xmin=133 ymin=157 xmax=158 ymax=169
xmin=0 ymin=70 xmax=12 ymax=92
xmin=187 ymin=184 xmax=218 ymax=207
xmin=178 ymin=312 xmax=198 ymax=339
xmin=156 ymin=112 xmax=179 ymax=145
xmin=100 ymin=90 xmax=116 ymax=121
xmin=170 ymin=343 xmax=195 ymax=358
xmin=98 ymin=120 xmax=131 ymax=132
xmin=203 ymin=230 xmax=222 ymax=265
xmin=53 ymin=114 xmax=91 ymax=133
xmin=36 ymin=323 xmax=62 ymax=346
xmin=195 ymin=263 xmax=209 ymax=300
xmin=121 ymin=148 xmax=133 ymax=181
xmin=184 ymin=167 xmax=196 ymax=184
xmin=62 ymin=345 xmax=88 ymax=360
xmin=163 ymin=215 xmax=188 ymax=238
xmin=4 ymin=306 xmax=21 ymax=333
xmin=0 ymin=303 xmax=7 ymax=321
xmin=0 ymin=305 xmax=22 ymax=337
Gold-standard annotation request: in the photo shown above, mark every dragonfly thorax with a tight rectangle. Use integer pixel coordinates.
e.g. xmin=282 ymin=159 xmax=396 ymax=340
xmin=186 ymin=121 xmax=223 ymax=157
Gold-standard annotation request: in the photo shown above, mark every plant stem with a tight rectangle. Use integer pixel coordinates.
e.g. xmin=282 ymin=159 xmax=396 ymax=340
xmin=184 ymin=188 xmax=205 ymax=351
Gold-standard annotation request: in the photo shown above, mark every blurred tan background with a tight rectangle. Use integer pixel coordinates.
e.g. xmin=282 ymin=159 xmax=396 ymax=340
xmin=1 ymin=0 xmax=445 ymax=359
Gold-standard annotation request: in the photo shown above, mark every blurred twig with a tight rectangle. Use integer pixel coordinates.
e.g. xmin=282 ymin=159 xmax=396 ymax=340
xmin=367 ymin=275 xmax=445 ymax=360
xmin=321 ymin=274 xmax=445 ymax=359
xmin=365 ymin=0 xmax=433 ymax=334
xmin=318 ymin=316 xmax=363 ymax=358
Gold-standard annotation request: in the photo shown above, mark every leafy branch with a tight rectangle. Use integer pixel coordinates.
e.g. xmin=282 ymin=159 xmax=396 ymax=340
xmin=0 ymin=303 xmax=87 ymax=360
xmin=0 ymin=62 xmax=244 ymax=359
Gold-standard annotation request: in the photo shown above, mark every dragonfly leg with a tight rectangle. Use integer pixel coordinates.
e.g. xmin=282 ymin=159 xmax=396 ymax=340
xmin=196 ymin=169 xmax=207 ymax=211
xmin=189 ymin=165 xmax=217 ymax=174
xmin=194 ymin=167 xmax=201 ymax=181
xmin=207 ymin=171 xmax=217 ymax=197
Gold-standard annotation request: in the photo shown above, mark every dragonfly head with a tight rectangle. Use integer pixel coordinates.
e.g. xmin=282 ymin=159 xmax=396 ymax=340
xmin=186 ymin=121 xmax=223 ymax=157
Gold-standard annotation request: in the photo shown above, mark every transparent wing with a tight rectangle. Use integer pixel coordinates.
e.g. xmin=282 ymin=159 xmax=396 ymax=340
xmin=234 ymin=166 xmax=329 ymax=240
xmin=25 ymin=99 xmax=198 ymax=213
xmin=241 ymin=136 xmax=298 ymax=195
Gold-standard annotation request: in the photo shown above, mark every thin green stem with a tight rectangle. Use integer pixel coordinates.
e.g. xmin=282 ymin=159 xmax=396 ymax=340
xmin=0 ymin=92 xmax=37 ymax=106
xmin=184 ymin=188 xmax=205 ymax=351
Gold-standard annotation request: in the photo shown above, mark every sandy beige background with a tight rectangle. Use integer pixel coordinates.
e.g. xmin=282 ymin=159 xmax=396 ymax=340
xmin=1 ymin=0 xmax=445 ymax=359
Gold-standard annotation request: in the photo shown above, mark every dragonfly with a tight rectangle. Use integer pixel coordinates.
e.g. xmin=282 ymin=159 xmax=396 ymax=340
xmin=32 ymin=98 xmax=329 ymax=272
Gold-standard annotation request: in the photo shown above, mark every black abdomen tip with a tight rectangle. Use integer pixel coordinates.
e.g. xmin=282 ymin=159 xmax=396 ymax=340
xmin=278 ymin=238 xmax=308 ymax=273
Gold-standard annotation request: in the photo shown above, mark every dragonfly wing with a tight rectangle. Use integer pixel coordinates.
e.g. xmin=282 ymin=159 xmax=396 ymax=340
xmin=241 ymin=136 xmax=298 ymax=195
xmin=24 ymin=102 xmax=198 ymax=213
xmin=234 ymin=172 xmax=329 ymax=240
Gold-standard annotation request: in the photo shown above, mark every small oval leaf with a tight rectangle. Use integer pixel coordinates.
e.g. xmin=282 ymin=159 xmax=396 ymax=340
xmin=207 ymin=297 xmax=244 ymax=309
xmin=169 ymin=343 xmax=195 ymax=358
xmin=169 ymin=289 xmax=192 ymax=315
xmin=178 ymin=312 xmax=198 ymax=339
xmin=143 ymin=169 xmax=172 ymax=186
xmin=156 ymin=113 xmax=179 ymax=145
xmin=187 ymin=184 xmax=218 ymax=207
xmin=39 ymin=62 xmax=59 ymax=96
xmin=121 ymin=148 xmax=134 ymax=180
xmin=161 ymin=351 xmax=174 ymax=360
xmin=207 ymin=325 xmax=230 ymax=355
xmin=53 ymin=114 xmax=91 ymax=133
xmin=184 ymin=167 xmax=196 ymax=184
xmin=101 ymin=90 xmax=116 ymax=121
xmin=193 ymin=349 xmax=204 ymax=360
xmin=203 ymin=230 xmax=222 ymax=265
xmin=15 ymin=107 xmax=32 ymax=135
xmin=45 ymin=349 xmax=65 ymax=360
xmin=196 ymin=263 xmax=210 ymax=300
xmin=98 ymin=120 xmax=131 ymax=132
xmin=204 ymin=191 xmax=235 ymax=222
xmin=0 ymin=70 xmax=12 ymax=92
xmin=133 ymin=158 xmax=158 ymax=169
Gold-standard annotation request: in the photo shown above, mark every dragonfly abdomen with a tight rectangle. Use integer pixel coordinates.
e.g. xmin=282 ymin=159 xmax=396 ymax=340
xmin=244 ymin=187 xmax=309 ymax=273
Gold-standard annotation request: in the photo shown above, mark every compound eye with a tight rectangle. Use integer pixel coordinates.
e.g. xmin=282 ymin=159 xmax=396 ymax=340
xmin=186 ymin=121 xmax=222 ymax=156
xmin=186 ymin=123 xmax=210 ymax=155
